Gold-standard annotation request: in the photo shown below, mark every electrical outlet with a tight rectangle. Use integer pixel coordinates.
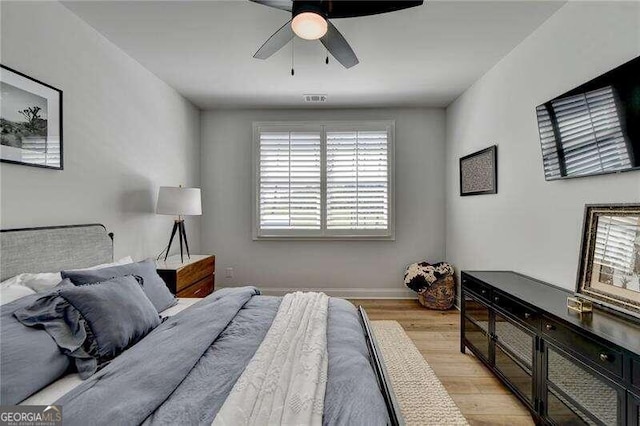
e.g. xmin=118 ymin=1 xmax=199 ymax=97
xmin=225 ymin=267 xmax=233 ymax=278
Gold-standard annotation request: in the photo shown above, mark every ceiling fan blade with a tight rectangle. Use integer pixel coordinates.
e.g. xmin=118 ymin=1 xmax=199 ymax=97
xmin=325 ymin=1 xmax=424 ymax=19
xmin=320 ymin=21 xmax=358 ymax=69
xmin=254 ymin=20 xmax=295 ymax=60
xmin=248 ymin=0 xmax=292 ymax=12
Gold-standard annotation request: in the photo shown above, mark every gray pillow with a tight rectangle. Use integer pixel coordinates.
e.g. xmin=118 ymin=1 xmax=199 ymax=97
xmin=1 ymin=287 xmax=72 ymax=405
xmin=15 ymin=276 xmax=161 ymax=378
xmin=61 ymin=259 xmax=176 ymax=312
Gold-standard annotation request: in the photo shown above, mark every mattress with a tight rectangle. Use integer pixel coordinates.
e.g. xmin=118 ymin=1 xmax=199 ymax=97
xmin=19 ymin=298 xmax=200 ymax=406
xmin=18 ymin=291 xmax=389 ymax=426
xmin=51 ymin=289 xmax=388 ymax=426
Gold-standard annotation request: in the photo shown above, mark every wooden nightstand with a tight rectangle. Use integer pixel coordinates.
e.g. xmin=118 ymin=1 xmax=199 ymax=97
xmin=156 ymin=255 xmax=215 ymax=298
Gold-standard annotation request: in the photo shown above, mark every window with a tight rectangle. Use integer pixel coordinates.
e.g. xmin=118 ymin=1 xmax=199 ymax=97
xmin=253 ymin=121 xmax=394 ymax=239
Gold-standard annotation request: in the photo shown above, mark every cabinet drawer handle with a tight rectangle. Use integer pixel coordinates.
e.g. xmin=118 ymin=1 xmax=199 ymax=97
xmin=494 ymin=296 xmax=500 ymax=303
xmin=545 ymin=324 xmax=555 ymax=331
xmin=599 ymin=353 xmax=611 ymax=362
xmin=481 ymin=289 xmax=487 ymax=295
xmin=524 ymin=312 xmax=531 ymax=319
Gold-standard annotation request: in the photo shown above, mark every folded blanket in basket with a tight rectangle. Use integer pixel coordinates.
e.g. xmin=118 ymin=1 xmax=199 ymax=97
xmin=404 ymin=261 xmax=454 ymax=292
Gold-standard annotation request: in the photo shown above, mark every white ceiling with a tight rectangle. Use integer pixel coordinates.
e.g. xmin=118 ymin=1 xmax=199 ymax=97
xmin=63 ymin=0 xmax=565 ymax=109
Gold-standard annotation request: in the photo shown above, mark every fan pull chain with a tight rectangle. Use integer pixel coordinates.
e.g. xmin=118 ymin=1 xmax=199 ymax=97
xmin=291 ymin=39 xmax=295 ymax=76
xmin=325 ymin=47 xmax=329 ymax=65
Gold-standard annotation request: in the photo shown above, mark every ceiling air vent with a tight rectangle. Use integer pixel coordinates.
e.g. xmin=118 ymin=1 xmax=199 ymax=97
xmin=304 ymin=94 xmax=327 ymax=103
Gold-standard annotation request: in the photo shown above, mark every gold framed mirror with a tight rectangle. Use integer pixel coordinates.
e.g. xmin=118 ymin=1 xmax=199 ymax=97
xmin=577 ymin=204 xmax=640 ymax=319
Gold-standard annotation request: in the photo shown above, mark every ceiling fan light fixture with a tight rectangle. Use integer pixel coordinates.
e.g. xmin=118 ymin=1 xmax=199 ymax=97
xmin=291 ymin=12 xmax=327 ymax=40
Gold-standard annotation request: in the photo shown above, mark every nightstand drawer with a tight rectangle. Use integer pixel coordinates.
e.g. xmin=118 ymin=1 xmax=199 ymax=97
xmin=175 ymin=256 xmax=214 ymax=292
xmin=177 ymin=276 xmax=214 ymax=298
xmin=157 ymin=255 xmax=215 ymax=295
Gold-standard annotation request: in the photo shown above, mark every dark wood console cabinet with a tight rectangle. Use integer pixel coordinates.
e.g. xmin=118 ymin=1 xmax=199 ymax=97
xmin=461 ymin=271 xmax=640 ymax=426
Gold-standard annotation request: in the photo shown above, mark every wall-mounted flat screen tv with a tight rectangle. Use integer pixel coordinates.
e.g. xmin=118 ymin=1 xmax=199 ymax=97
xmin=536 ymin=56 xmax=640 ymax=180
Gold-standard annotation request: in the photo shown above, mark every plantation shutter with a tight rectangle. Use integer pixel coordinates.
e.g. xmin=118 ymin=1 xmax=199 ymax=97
xmin=538 ymin=86 xmax=631 ymax=179
xmin=326 ymin=128 xmax=390 ymax=231
xmin=254 ymin=121 xmax=394 ymax=239
xmin=258 ymin=128 xmax=322 ymax=233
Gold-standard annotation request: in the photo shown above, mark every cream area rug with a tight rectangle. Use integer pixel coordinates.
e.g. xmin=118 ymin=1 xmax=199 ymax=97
xmin=370 ymin=321 xmax=469 ymax=426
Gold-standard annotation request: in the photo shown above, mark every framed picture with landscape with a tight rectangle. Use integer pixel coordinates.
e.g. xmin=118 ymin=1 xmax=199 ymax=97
xmin=577 ymin=204 xmax=640 ymax=319
xmin=1 ymin=65 xmax=63 ymax=170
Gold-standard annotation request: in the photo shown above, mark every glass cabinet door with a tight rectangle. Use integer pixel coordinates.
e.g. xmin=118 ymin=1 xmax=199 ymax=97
xmin=462 ymin=290 xmax=491 ymax=362
xmin=463 ymin=291 xmax=490 ymax=333
xmin=495 ymin=343 xmax=534 ymax=406
xmin=629 ymin=393 xmax=640 ymax=426
xmin=494 ymin=312 xmax=534 ymax=368
xmin=545 ymin=344 xmax=621 ymax=426
xmin=463 ymin=313 xmax=490 ymax=362
xmin=547 ymin=388 xmax=596 ymax=426
xmin=494 ymin=312 xmax=535 ymax=406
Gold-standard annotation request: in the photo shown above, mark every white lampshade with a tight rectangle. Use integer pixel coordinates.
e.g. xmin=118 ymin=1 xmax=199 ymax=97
xmin=291 ymin=12 xmax=327 ymax=40
xmin=156 ymin=186 xmax=202 ymax=216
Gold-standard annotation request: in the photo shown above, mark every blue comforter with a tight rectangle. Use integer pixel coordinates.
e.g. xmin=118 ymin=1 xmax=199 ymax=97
xmin=55 ymin=287 xmax=389 ymax=426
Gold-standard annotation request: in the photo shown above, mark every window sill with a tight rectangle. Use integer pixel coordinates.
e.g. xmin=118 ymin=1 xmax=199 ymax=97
xmin=253 ymin=234 xmax=396 ymax=241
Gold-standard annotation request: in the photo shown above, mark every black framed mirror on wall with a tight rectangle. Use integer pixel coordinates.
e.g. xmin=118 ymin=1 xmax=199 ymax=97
xmin=577 ymin=204 xmax=640 ymax=320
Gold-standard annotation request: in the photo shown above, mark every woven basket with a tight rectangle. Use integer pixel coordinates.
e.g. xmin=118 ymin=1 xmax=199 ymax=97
xmin=417 ymin=275 xmax=456 ymax=310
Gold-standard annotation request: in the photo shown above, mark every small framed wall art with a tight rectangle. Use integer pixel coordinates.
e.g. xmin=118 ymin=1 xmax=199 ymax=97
xmin=1 ymin=64 xmax=63 ymax=170
xmin=459 ymin=145 xmax=497 ymax=196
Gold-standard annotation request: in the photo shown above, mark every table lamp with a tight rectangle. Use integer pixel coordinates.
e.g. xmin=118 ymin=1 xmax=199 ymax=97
xmin=156 ymin=186 xmax=202 ymax=262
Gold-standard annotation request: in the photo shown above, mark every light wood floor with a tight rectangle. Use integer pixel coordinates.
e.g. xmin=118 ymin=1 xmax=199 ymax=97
xmin=351 ymin=299 xmax=535 ymax=426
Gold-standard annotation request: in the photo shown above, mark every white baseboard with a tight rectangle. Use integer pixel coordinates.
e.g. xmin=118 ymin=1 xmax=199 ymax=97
xmin=219 ymin=285 xmax=417 ymax=299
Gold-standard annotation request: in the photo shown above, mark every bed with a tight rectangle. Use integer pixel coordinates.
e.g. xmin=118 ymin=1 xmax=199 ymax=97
xmin=0 ymin=224 xmax=403 ymax=426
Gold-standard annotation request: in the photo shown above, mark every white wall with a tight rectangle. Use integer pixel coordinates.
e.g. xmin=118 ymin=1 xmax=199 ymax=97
xmin=445 ymin=2 xmax=640 ymax=292
xmin=201 ymin=108 xmax=445 ymax=297
xmin=0 ymin=1 xmax=201 ymax=261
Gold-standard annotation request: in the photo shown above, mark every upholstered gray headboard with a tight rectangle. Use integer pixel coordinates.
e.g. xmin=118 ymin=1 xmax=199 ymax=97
xmin=0 ymin=224 xmax=113 ymax=281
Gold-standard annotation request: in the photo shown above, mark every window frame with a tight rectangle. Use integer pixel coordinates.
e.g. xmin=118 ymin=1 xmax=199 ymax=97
xmin=252 ymin=120 xmax=395 ymax=240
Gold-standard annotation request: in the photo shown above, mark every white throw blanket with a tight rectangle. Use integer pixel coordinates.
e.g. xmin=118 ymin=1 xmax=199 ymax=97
xmin=213 ymin=292 xmax=329 ymax=426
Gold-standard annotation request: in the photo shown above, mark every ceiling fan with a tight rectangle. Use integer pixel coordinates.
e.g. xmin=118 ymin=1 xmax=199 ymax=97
xmin=250 ymin=0 xmax=424 ymax=69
